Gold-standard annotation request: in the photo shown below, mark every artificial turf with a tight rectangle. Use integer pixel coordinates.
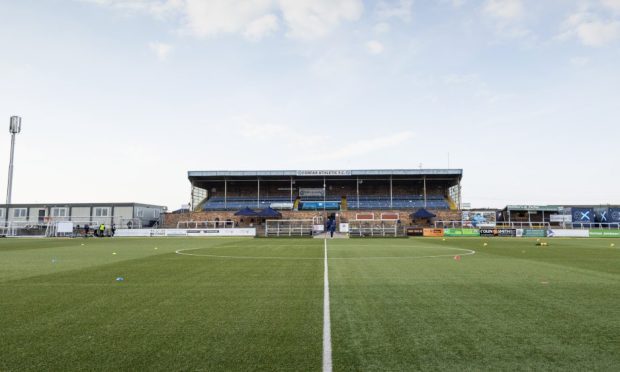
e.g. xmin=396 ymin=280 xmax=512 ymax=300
xmin=1 ymin=237 xmax=619 ymax=371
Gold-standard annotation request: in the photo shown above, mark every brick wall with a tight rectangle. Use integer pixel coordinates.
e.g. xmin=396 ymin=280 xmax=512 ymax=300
xmin=163 ymin=209 xmax=462 ymax=228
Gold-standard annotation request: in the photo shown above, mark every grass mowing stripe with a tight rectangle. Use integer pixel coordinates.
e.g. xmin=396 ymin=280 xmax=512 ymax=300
xmin=323 ymin=238 xmax=333 ymax=372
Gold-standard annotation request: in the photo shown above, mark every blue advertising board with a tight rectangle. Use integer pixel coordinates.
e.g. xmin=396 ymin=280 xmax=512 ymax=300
xmin=572 ymin=208 xmax=594 ymax=227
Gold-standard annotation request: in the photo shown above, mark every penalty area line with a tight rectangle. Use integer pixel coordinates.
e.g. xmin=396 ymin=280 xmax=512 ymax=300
xmin=323 ymin=238 xmax=332 ymax=372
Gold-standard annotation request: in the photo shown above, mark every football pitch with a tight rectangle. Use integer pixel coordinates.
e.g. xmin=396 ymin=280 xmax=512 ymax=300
xmin=1 ymin=237 xmax=619 ymax=371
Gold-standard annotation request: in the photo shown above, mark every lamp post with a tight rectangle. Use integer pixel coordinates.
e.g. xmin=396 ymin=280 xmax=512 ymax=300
xmin=6 ymin=116 xmax=21 ymax=205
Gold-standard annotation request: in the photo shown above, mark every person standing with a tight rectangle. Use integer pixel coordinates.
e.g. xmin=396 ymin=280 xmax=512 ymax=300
xmin=99 ymin=223 xmax=105 ymax=237
xmin=111 ymin=224 xmax=116 ymax=237
xmin=84 ymin=224 xmax=90 ymax=238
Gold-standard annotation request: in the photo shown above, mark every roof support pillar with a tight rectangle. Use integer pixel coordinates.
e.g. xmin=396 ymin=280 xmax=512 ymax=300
xmin=458 ymin=178 xmax=462 ymax=211
xmin=257 ymin=178 xmax=260 ymax=208
xmin=356 ymin=177 xmax=360 ymax=209
xmin=423 ymin=176 xmax=427 ymax=208
xmin=389 ymin=175 xmax=393 ymax=209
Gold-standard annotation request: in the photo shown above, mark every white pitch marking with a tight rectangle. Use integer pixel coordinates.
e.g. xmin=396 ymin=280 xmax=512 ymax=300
xmin=323 ymin=238 xmax=333 ymax=372
xmin=174 ymin=247 xmax=476 ymax=260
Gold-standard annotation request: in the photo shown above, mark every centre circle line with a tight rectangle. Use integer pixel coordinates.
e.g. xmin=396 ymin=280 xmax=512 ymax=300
xmin=174 ymin=247 xmax=476 ymax=260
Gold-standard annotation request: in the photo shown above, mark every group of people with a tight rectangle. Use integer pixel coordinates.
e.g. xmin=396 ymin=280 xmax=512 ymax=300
xmin=75 ymin=223 xmax=116 ymax=238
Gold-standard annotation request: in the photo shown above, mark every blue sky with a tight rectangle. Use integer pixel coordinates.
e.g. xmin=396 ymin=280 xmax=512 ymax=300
xmin=0 ymin=0 xmax=619 ymax=209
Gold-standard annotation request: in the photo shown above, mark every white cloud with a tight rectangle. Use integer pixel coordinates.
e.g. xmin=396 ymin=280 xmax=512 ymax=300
xmin=83 ymin=0 xmax=363 ymax=41
xmin=366 ymin=40 xmax=385 ymax=54
xmin=81 ymin=0 xmax=183 ymax=18
xmin=148 ymin=42 xmax=173 ymax=60
xmin=182 ymin=0 xmax=273 ymax=37
xmin=376 ymin=0 xmax=413 ymax=21
xmin=601 ymin=0 xmax=620 ymax=13
xmin=575 ymin=20 xmax=620 ymax=46
xmin=243 ymin=14 xmax=279 ymax=40
xmin=278 ymin=0 xmax=364 ymax=40
xmin=483 ymin=0 xmax=523 ymax=20
xmin=558 ymin=9 xmax=620 ymax=47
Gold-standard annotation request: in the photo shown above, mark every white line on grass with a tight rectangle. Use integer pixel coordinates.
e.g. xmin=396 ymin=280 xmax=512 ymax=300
xmin=323 ymin=238 xmax=333 ymax=372
xmin=174 ymin=247 xmax=476 ymax=260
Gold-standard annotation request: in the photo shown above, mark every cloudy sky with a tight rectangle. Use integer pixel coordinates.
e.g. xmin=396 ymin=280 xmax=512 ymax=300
xmin=0 ymin=0 xmax=619 ymax=209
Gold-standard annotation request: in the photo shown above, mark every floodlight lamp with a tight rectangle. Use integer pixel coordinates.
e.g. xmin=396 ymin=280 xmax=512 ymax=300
xmin=9 ymin=116 xmax=21 ymax=134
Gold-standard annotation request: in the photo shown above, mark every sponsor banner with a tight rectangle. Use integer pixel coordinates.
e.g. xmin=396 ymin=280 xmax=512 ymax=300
xmin=462 ymin=211 xmax=496 ymax=228
xmin=115 ymin=228 xmax=255 ymax=237
xmin=507 ymin=205 xmax=561 ymax=212
xmin=588 ymin=229 xmax=620 ymax=238
xmin=525 ymin=229 xmax=546 ymax=237
xmin=572 ymin=208 xmax=594 ymax=223
xmin=550 ymin=214 xmax=572 ymax=223
xmin=423 ymin=228 xmax=444 ymax=237
xmin=517 ymin=229 xmax=547 ymax=237
xmin=547 ymin=229 xmax=589 ymax=238
xmin=339 ymin=223 xmax=349 ymax=233
xmin=270 ymin=202 xmax=294 ymax=210
xmin=313 ymin=225 xmax=325 ymax=232
xmin=186 ymin=228 xmax=256 ymax=237
xmin=299 ymin=188 xmax=325 ymax=197
xmin=479 ymin=228 xmax=516 ymax=237
xmin=611 ymin=208 xmax=620 ymax=223
xmin=164 ymin=229 xmax=187 ymax=237
xmin=300 ymin=201 xmax=339 ymax=210
xmin=444 ymin=228 xmax=480 ymax=237
xmin=594 ymin=208 xmax=609 ymax=223
xmin=406 ymin=227 xmax=424 ymax=237
xmin=296 ymin=170 xmax=351 ymax=176
xmin=116 ymin=229 xmax=154 ymax=237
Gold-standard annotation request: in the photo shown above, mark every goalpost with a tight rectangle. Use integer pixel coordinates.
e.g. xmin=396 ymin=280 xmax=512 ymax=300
xmin=265 ymin=219 xmax=315 ymax=237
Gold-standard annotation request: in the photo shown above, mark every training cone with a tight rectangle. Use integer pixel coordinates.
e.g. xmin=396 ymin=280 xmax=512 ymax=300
xmin=611 ymin=243 xmax=616 ymax=247
xmin=453 ymin=255 xmax=461 ymax=261
xmin=483 ymin=243 xmax=488 ymax=246
xmin=112 ymin=252 xmax=117 ymax=255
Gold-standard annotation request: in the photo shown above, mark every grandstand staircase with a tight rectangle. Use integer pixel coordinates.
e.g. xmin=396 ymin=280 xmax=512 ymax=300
xmin=446 ymin=196 xmax=457 ymax=210
xmin=194 ymin=197 xmax=209 ymax=212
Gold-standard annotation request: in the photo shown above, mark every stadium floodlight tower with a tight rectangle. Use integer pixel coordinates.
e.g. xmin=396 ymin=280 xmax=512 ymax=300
xmin=6 ymin=116 xmax=22 ymax=205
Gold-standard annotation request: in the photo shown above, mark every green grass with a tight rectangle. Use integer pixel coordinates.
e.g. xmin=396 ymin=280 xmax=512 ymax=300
xmin=1 ymin=237 xmax=619 ymax=371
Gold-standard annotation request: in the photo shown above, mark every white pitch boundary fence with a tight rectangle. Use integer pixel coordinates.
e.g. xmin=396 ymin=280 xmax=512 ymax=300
xmin=349 ymin=220 xmax=398 ymax=237
xmin=265 ymin=219 xmax=315 ymax=237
